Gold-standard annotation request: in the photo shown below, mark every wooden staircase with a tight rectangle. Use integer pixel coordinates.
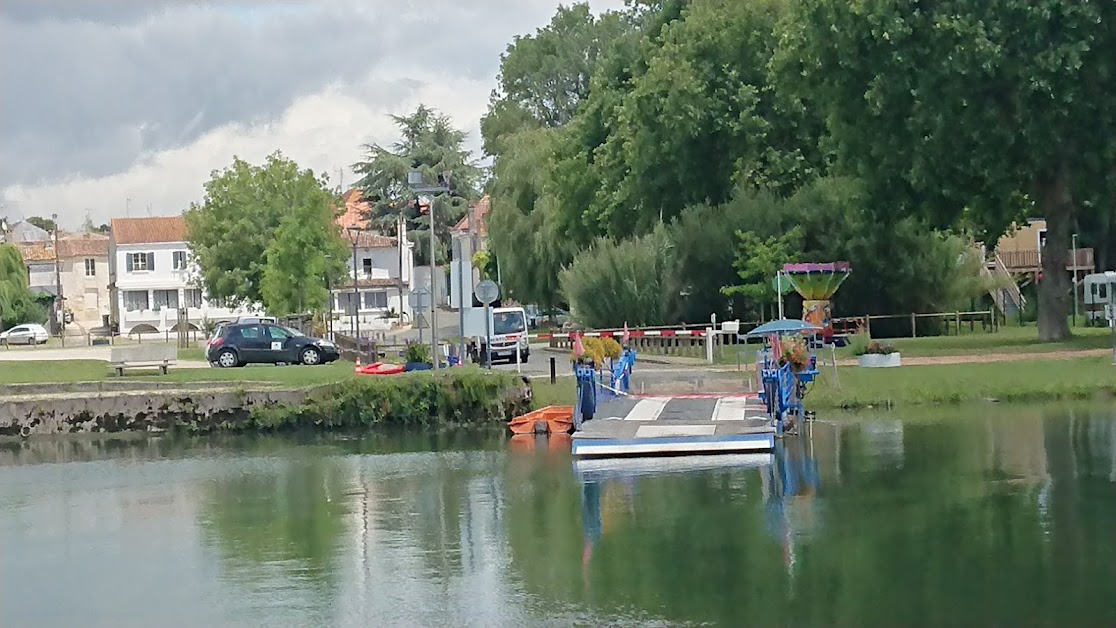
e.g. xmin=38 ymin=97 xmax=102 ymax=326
xmin=980 ymin=249 xmax=1026 ymax=316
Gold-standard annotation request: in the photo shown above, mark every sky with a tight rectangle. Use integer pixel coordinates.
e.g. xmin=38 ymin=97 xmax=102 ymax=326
xmin=0 ymin=0 xmax=625 ymax=229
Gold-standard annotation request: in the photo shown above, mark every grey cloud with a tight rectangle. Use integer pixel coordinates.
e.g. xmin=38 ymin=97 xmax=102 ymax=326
xmin=0 ymin=3 xmax=387 ymax=187
xmin=0 ymin=0 xmax=625 ymax=193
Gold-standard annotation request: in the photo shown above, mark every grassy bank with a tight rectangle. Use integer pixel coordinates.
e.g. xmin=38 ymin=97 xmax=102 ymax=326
xmin=712 ymin=324 xmax=1116 ymax=365
xmin=244 ymin=370 xmax=532 ymax=432
xmin=528 ymin=357 xmax=1116 ymax=411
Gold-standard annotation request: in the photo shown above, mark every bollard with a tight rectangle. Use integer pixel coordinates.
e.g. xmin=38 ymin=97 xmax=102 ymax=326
xmin=549 ymin=356 xmax=557 ymax=384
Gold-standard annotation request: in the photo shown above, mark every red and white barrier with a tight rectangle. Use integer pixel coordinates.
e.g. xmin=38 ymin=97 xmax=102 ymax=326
xmin=530 ymin=328 xmax=708 ymax=340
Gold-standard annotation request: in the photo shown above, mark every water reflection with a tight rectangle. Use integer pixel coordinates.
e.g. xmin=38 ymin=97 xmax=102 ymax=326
xmin=2 ymin=408 xmax=1116 ymax=626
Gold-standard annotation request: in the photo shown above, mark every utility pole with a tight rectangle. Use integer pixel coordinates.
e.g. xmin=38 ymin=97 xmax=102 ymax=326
xmin=408 ymin=169 xmax=452 ymax=369
xmin=1072 ymin=233 xmax=1079 ymax=327
xmin=52 ymin=212 xmax=64 ymax=342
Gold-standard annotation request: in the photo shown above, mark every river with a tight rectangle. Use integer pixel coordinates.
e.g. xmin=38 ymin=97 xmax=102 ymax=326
xmin=2 ymin=405 xmax=1115 ymax=627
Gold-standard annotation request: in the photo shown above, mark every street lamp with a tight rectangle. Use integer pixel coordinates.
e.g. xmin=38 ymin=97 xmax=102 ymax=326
xmin=408 ymin=168 xmax=451 ymax=369
xmin=323 ymin=253 xmax=333 ymax=341
xmin=346 ymin=226 xmax=362 ymax=361
xmin=52 ymin=212 xmax=64 ymax=340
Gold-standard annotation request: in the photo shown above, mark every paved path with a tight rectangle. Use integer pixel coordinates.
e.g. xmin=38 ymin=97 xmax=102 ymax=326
xmin=0 ymin=345 xmax=210 ymax=369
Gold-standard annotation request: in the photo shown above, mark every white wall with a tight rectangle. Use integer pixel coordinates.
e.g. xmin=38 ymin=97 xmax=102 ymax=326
xmin=450 ymin=234 xmax=481 ymax=310
xmin=113 ymin=241 xmax=249 ymax=333
xmin=60 ymin=256 xmax=110 ymax=327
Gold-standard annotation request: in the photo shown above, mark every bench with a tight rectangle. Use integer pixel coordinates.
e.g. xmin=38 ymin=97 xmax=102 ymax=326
xmin=109 ymin=344 xmax=178 ymax=376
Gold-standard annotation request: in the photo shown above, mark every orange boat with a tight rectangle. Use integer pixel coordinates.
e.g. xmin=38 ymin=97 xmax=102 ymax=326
xmin=509 ymin=405 xmax=574 ymax=435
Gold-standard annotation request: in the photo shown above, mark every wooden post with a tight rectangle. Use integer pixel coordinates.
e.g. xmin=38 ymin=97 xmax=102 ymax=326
xmin=955 ymin=311 xmax=961 ymax=336
xmin=910 ymin=313 xmax=917 ymax=338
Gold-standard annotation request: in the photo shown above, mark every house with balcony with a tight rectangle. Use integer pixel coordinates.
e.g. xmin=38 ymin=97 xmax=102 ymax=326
xmin=109 ymin=216 xmax=249 ymax=334
xmin=980 ymin=218 xmax=1096 ymax=315
xmin=332 ymin=191 xmax=415 ymax=334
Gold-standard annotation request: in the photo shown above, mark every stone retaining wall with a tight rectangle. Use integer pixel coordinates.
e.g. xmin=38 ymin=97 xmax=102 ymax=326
xmin=0 ymin=387 xmax=317 ymax=438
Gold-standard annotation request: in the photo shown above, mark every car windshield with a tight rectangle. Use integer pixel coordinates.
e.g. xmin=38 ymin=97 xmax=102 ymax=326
xmin=281 ymin=326 xmax=305 ymax=337
xmin=493 ymin=312 xmax=525 ymax=335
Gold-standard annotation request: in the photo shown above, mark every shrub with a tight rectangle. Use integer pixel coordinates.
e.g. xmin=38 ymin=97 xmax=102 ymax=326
xmin=404 ymin=342 xmax=432 ymax=364
xmin=853 ymin=339 xmax=898 ymax=356
xmin=247 ymin=370 xmax=532 ymax=431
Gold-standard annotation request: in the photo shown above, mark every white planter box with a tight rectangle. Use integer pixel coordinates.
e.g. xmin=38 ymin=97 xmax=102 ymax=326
xmin=858 ymin=353 xmax=901 ymax=368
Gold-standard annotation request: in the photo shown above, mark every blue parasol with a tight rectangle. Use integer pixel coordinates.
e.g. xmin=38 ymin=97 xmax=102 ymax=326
xmin=745 ymin=319 xmax=822 ymax=337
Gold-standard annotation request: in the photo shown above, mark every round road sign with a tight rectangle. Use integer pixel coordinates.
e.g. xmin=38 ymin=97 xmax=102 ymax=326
xmin=475 ymin=280 xmax=501 ymax=305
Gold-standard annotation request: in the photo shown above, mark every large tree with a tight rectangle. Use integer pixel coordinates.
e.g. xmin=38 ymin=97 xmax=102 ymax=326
xmin=779 ymin=0 xmax=1116 ymax=340
xmin=185 ymin=152 xmax=348 ymax=314
xmin=351 ymin=105 xmax=480 ymax=266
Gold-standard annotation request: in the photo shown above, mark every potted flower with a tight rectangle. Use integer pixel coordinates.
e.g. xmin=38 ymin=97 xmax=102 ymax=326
xmin=855 ymin=339 xmax=901 ymax=368
xmin=778 ymin=335 xmax=811 ymax=372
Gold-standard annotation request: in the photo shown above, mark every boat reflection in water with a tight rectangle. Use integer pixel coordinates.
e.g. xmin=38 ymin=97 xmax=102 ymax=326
xmin=574 ymin=429 xmax=825 ymax=593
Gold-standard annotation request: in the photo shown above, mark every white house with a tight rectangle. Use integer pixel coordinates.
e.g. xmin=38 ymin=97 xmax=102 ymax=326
xmin=109 ymin=216 xmax=248 ymax=334
xmin=332 ymin=191 xmax=416 ymax=334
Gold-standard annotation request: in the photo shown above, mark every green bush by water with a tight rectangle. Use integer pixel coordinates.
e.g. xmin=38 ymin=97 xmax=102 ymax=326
xmin=247 ymin=370 xmax=531 ymax=432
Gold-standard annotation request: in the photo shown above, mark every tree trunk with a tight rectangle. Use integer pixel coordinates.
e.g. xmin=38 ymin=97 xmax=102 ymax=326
xmin=1035 ymin=165 xmax=1075 ymax=342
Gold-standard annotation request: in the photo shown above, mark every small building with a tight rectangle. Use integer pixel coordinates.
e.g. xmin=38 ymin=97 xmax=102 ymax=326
xmin=332 ymin=191 xmax=415 ymax=334
xmin=991 ymin=218 xmax=1094 ymax=273
xmin=109 ymin=216 xmax=249 ymax=335
xmin=58 ymin=233 xmax=112 ymax=330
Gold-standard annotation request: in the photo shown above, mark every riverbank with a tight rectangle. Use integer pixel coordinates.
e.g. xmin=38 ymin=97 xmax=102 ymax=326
xmin=529 ymin=356 xmax=1116 ymax=411
xmin=0 ymin=370 xmax=531 ymax=438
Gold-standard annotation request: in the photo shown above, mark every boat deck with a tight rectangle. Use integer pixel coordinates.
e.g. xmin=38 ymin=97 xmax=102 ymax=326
xmin=571 ymin=394 xmax=776 ymax=458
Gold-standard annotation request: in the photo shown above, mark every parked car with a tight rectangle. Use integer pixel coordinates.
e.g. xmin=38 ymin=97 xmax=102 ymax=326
xmin=206 ymin=322 xmax=339 ymax=368
xmin=0 ymin=323 xmax=49 ymax=345
xmin=525 ymin=305 xmax=571 ymax=329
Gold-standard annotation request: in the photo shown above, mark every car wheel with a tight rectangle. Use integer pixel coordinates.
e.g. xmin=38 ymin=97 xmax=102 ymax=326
xmin=216 ymin=349 xmax=239 ymax=368
xmin=300 ymin=347 xmax=322 ymax=366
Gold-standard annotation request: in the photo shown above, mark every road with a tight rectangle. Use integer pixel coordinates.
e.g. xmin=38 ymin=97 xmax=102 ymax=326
xmin=0 ymin=344 xmax=213 ymax=368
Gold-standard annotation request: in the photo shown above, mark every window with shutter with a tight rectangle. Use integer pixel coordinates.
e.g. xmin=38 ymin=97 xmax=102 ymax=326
xmin=147 ymin=252 xmax=155 ymax=271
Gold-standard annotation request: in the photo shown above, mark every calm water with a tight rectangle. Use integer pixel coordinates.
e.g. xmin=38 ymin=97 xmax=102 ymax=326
xmin=2 ymin=407 xmax=1116 ymax=627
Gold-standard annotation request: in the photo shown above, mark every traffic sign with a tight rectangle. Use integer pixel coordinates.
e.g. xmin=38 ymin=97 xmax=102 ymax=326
xmin=475 ymin=280 xmax=501 ymax=305
xmin=410 ymin=287 xmax=431 ymax=309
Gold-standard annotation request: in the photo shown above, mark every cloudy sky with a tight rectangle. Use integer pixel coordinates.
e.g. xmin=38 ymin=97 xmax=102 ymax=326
xmin=0 ymin=0 xmax=623 ymax=229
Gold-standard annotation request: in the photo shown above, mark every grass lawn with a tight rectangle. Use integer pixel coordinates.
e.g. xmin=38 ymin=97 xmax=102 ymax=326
xmin=713 ymin=324 xmax=1116 ymax=364
xmin=526 ymin=355 xmax=1116 ymax=411
xmin=0 ymin=360 xmax=359 ymax=386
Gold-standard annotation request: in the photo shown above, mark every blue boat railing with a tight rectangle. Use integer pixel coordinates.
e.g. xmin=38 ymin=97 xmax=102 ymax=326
xmin=574 ymin=348 xmax=637 ymax=430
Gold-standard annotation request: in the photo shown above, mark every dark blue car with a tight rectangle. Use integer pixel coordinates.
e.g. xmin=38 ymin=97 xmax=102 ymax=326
xmin=206 ymin=322 xmax=339 ymax=368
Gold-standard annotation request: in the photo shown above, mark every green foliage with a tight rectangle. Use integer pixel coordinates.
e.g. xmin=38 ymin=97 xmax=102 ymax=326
xmin=351 ymin=105 xmax=481 ymax=266
xmin=560 ymin=226 xmax=679 ymax=328
xmin=471 ymin=249 xmax=497 ymax=281
xmin=185 ymin=151 xmax=348 ymax=314
xmin=404 ymin=343 xmax=431 ymax=364
xmin=0 ymin=244 xmax=47 ymax=329
xmin=722 ymin=226 xmax=803 ymax=313
xmin=246 ymin=371 xmax=532 ymax=431
xmin=777 ymin=0 xmax=1116 ymax=340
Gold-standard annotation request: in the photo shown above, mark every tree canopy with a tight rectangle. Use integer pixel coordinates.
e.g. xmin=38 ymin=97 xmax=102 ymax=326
xmin=184 ymin=152 xmax=348 ymax=316
xmin=479 ymin=0 xmax=1102 ymax=336
xmin=351 ymin=105 xmax=481 ymax=266
xmin=778 ymin=0 xmax=1116 ymax=340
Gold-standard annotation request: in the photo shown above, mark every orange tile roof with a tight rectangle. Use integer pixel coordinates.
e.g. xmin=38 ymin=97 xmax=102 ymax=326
xmin=16 ymin=242 xmax=56 ymax=263
xmin=337 ymin=189 xmax=372 ymax=231
xmin=59 ymin=233 xmax=109 ymax=258
xmin=111 ymin=216 xmax=187 ymax=245
xmin=453 ymin=195 xmax=490 ymax=236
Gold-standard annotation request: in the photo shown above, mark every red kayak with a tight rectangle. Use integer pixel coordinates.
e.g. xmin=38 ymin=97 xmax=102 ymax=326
xmin=357 ymin=362 xmax=406 ymax=376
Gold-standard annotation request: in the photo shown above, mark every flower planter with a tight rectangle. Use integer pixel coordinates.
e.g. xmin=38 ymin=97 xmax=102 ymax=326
xmin=857 ymin=353 xmax=901 ymax=368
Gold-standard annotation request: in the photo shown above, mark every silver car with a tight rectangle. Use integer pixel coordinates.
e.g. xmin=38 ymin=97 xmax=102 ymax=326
xmin=0 ymin=323 xmax=50 ymax=345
